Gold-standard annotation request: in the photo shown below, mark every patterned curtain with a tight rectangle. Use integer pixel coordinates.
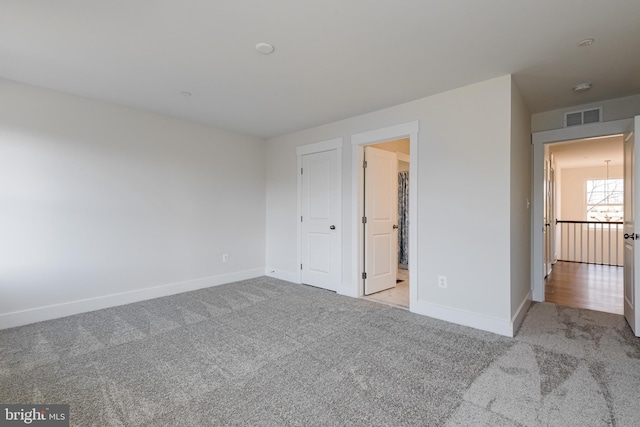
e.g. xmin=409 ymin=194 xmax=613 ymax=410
xmin=398 ymin=171 xmax=409 ymax=268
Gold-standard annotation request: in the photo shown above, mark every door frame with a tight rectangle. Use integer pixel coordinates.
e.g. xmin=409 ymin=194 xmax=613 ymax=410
xmin=350 ymin=121 xmax=419 ymax=309
xmin=296 ymin=138 xmax=343 ymax=287
xmin=543 ymin=158 xmax=555 ymax=278
xmin=531 ymin=119 xmax=631 ymax=301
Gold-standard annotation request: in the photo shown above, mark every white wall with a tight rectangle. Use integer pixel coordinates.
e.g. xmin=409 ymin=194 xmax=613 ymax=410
xmin=266 ymin=75 xmax=527 ymax=335
xmin=532 ymin=94 xmax=640 ymax=133
xmin=0 ymin=79 xmax=266 ymax=328
xmin=510 ymin=80 xmax=532 ymax=324
xmin=399 ymin=161 xmax=410 ymax=173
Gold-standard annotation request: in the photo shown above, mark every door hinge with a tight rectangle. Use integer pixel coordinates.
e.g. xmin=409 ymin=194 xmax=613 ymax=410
xmin=362 ymin=272 xmax=367 ymax=279
xmin=363 ymin=160 xmax=367 ymax=169
xmin=301 ymin=216 xmax=303 ymax=222
xmin=362 ymin=216 xmax=367 ymax=224
xmin=301 ymin=168 xmax=303 ymax=175
xmin=300 ymin=264 xmax=303 ymax=270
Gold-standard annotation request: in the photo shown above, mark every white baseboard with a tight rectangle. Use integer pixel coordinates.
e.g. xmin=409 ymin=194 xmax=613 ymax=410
xmin=265 ymin=268 xmax=299 ymax=283
xmin=511 ymin=290 xmax=532 ymax=335
xmin=410 ymin=299 xmax=515 ymax=337
xmin=337 ymin=283 xmax=359 ymax=298
xmin=0 ymin=268 xmax=264 ymax=330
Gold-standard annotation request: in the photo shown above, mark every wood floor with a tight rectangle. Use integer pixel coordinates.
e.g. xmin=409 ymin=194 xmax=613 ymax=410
xmin=545 ymin=261 xmax=623 ymax=315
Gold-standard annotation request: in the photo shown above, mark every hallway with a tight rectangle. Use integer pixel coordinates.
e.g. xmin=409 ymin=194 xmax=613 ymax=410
xmin=545 ymin=261 xmax=623 ymax=315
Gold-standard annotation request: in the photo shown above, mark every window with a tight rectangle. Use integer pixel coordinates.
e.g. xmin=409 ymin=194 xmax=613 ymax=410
xmin=586 ymin=179 xmax=623 ymax=222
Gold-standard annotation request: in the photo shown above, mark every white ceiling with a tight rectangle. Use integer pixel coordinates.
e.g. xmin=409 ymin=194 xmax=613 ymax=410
xmin=550 ymin=135 xmax=623 ymax=169
xmin=1 ymin=0 xmax=639 ymax=138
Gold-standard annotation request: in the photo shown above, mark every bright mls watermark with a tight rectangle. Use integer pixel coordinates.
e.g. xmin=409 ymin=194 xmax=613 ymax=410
xmin=0 ymin=405 xmax=69 ymax=426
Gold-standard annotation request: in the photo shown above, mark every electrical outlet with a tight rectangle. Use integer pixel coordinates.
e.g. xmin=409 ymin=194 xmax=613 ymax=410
xmin=438 ymin=275 xmax=448 ymax=288
xmin=222 ymin=253 xmax=229 ymax=263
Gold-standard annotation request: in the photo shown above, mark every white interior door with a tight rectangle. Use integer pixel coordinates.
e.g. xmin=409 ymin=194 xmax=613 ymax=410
xmin=544 ymin=159 xmax=551 ymax=277
xmin=364 ymin=146 xmax=398 ymax=295
xmin=623 ymin=116 xmax=639 ymax=335
xmin=301 ymin=150 xmax=340 ymax=291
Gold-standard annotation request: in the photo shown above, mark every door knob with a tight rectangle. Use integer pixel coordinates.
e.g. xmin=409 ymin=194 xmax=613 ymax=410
xmin=392 ymin=224 xmax=399 ymax=229
xmin=624 ymin=233 xmax=638 ymax=240
xmin=330 ymin=225 xmax=336 ymax=230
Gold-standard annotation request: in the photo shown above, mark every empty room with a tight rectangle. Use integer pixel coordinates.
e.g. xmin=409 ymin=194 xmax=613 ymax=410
xmin=2 ymin=1 xmax=640 ymax=426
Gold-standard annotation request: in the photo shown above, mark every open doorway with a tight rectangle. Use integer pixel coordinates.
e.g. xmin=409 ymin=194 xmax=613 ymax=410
xmin=350 ymin=120 xmax=418 ymax=310
xmin=362 ymin=138 xmax=410 ymax=308
xmin=543 ymin=135 xmax=624 ymax=315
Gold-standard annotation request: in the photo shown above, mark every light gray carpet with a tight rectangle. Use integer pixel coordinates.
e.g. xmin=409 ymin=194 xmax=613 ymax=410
xmin=1 ymin=277 xmax=639 ymax=426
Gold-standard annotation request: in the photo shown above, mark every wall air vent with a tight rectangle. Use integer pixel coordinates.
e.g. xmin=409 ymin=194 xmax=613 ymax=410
xmin=564 ymin=107 xmax=602 ymax=127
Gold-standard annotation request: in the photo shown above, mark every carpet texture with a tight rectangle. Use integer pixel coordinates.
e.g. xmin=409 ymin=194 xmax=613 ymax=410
xmin=1 ymin=277 xmax=639 ymax=426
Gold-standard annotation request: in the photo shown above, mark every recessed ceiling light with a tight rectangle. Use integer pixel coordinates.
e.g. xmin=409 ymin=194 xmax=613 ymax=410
xmin=180 ymin=91 xmax=192 ymax=97
xmin=256 ymin=43 xmax=275 ymax=55
xmin=577 ymin=38 xmax=595 ymax=47
xmin=573 ymin=82 xmax=592 ymax=93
